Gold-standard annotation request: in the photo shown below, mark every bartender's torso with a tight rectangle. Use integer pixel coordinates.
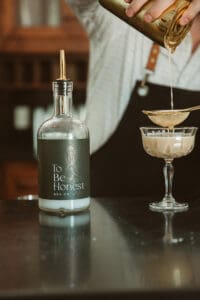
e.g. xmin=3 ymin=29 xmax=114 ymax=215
xmin=69 ymin=1 xmax=200 ymax=200
xmin=84 ymin=4 xmax=200 ymax=153
xmin=91 ymin=79 xmax=200 ymax=201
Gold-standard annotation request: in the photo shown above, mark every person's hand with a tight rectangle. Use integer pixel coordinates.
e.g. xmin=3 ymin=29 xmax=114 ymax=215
xmin=124 ymin=0 xmax=200 ymax=25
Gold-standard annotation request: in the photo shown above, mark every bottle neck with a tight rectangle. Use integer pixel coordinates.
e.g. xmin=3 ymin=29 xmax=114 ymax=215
xmin=52 ymin=80 xmax=73 ymax=117
xmin=53 ymin=92 xmax=72 ymax=117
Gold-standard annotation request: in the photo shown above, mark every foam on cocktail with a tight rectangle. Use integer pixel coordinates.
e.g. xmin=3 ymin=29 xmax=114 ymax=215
xmin=142 ymin=134 xmax=195 ymax=159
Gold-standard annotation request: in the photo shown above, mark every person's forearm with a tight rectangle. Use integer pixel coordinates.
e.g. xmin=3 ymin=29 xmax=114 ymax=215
xmin=124 ymin=0 xmax=200 ymax=25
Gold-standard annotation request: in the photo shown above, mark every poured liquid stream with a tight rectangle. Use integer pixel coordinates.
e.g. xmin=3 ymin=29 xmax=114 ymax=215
xmin=168 ymin=50 xmax=174 ymax=111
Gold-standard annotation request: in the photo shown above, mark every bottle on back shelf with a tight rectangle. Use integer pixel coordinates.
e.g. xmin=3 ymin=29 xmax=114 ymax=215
xmin=37 ymin=50 xmax=90 ymax=215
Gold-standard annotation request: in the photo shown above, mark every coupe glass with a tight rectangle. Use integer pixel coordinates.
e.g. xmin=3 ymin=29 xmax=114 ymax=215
xmin=140 ymin=127 xmax=197 ymax=211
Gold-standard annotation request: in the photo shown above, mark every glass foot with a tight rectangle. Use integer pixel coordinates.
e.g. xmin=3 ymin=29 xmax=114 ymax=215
xmin=149 ymin=201 xmax=188 ymax=212
xmin=163 ymin=236 xmax=184 ymax=244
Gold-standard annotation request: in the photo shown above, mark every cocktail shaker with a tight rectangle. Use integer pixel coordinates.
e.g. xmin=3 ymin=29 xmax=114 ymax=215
xmin=99 ymin=0 xmax=192 ymax=52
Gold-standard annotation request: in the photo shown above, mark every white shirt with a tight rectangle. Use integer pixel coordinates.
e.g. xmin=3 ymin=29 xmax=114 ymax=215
xmin=67 ymin=0 xmax=200 ymax=153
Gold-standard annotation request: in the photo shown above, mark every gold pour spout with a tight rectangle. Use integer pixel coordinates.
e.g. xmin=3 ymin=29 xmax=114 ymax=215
xmin=57 ymin=49 xmax=67 ymax=80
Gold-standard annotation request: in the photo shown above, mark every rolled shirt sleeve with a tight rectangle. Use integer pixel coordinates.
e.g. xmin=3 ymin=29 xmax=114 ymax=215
xmin=66 ymin=0 xmax=103 ymax=38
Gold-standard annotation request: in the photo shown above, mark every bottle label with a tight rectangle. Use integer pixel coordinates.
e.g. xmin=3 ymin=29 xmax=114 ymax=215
xmin=38 ymin=139 xmax=90 ymax=200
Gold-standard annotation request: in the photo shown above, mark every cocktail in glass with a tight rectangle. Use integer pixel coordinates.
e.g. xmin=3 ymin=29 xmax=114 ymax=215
xmin=140 ymin=127 xmax=197 ymax=211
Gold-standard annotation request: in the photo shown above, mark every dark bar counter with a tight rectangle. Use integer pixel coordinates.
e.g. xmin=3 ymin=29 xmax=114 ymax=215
xmin=0 ymin=197 xmax=200 ymax=299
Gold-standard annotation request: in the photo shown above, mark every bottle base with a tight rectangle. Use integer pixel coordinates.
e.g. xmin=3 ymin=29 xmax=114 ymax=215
xmin=38 ymin=197 xmax=90 ymax=215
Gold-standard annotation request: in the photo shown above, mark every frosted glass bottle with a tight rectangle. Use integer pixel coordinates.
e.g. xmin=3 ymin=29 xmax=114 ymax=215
xmin=37 ymin=79 xmax=90 ymax=215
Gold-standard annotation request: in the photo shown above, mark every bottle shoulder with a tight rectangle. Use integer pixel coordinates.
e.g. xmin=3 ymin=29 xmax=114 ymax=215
xmin=38 ymin=116 xmax=89 ymax=140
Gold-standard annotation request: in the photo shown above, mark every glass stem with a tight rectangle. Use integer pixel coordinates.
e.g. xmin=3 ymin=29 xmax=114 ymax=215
xmin=163 ymin=159 xmax=175 ymax=203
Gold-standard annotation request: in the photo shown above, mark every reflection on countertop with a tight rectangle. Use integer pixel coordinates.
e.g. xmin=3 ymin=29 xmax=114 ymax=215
xmin=0 ymin=197 xmax=200 ymax=297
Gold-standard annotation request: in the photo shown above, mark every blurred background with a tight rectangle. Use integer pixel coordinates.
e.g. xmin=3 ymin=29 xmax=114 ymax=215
xmin=0 ymin=0 xmax=89 ymax=199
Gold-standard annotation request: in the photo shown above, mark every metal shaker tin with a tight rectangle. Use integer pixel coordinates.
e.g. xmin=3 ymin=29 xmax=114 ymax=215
xmin=99 ymin=0 xmax=192 ymax=52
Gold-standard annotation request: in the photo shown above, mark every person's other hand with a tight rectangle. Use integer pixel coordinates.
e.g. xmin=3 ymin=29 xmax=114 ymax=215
xmin=124 ymin=0 xmax=200 ymax=25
